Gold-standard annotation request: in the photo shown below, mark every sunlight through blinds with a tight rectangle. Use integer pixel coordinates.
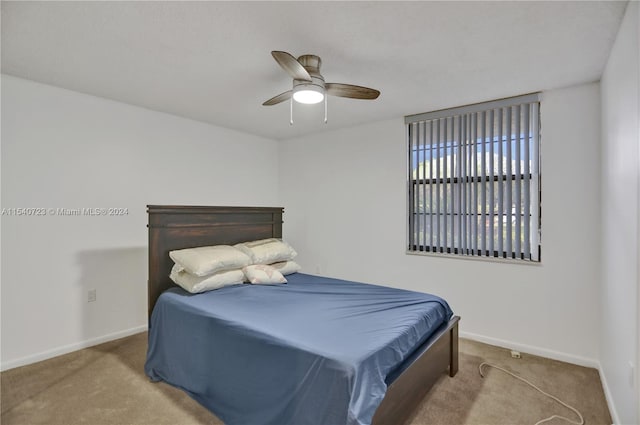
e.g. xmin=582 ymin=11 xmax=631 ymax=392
xmin=406 ymin=93 xmax=541 ymax=262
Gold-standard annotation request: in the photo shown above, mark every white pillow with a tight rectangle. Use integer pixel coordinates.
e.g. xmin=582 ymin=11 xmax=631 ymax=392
xmin=170 ymin=264 xmax=244 ymax=293
xmin=169 ymin=245 xmax=250 ymax=277
xmin=270 ymin=260 xmax=301 ymax=276
xmin=234 ymin=239 xmax=297 ymax=265
xmin=243 ymin=264 xmax=287 ymax=284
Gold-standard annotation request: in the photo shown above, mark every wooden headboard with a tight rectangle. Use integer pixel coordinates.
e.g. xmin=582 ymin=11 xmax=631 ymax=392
xmin=147 ymin=205 xmax=284 ymax=319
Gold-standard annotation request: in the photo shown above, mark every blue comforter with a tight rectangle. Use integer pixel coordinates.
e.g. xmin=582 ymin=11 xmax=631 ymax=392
xmin=145 ymin=273 xmax=452 ymax=425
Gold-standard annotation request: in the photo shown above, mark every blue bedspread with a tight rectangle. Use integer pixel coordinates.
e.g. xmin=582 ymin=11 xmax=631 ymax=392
xmin=145 ymin=273 xmax=453 ymax=425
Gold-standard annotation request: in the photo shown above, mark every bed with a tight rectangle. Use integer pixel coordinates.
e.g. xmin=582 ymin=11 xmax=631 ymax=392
xmin=145 ymin=205 xmax=460 ymax=425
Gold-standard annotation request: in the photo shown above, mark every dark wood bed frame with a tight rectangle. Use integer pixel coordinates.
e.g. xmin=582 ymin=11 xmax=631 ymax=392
xmin=148 ymin=205 xmax=459 ymax=425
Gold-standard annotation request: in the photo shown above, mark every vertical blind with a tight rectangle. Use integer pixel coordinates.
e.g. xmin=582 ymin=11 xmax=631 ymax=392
xmin=406 ymin=93 xmax=541 ymax=261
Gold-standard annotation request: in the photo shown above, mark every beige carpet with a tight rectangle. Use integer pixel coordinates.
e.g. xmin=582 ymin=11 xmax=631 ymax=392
xmin=1 ymin=333 xmax=611 ymax=425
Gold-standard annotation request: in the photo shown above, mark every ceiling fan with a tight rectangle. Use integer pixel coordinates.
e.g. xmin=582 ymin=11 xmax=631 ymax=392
xmin=263 ymin=51 xmax=380 ymax=124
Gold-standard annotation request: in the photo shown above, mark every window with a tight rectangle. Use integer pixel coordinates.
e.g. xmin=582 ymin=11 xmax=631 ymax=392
xmin=406 ymin=93 xmax=541 ymax=262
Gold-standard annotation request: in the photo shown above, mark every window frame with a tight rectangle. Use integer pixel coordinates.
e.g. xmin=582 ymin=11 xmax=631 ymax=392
xmin=405 ymin=93 xmax=541 ymax=263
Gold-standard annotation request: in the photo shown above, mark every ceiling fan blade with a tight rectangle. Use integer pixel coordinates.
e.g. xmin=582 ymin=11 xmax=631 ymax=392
xmin=326 ymin=83 xmax=380 ymax=100
xmin=271 ymin=51 xmax=312 ymax=82
xmin=262 ymin=90 xmax=292 ymax=106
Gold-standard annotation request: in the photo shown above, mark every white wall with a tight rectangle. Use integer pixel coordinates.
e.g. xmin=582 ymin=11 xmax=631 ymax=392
xmin=600 ymin=1 xmax=639 ymax=423
xmin=279 ymin=82 xmax=602 ymax=365
xmin=0 ymin=75 xmax=279 ymax=370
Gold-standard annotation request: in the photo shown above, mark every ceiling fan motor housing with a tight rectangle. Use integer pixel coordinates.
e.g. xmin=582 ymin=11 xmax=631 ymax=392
xmin=294 ymin=54 xmax=325 ymax=91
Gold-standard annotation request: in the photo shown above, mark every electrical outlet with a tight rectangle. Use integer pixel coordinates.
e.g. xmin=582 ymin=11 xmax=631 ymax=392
xmin=88 ymin=289 xmax=96 ymax=303
xmin=510 ymin=350 xmax=521 ymax=359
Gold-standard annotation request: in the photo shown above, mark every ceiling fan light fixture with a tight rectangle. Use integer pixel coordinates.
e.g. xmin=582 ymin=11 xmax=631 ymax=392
xmin=293 ymin=84 xmax=324 ymax=104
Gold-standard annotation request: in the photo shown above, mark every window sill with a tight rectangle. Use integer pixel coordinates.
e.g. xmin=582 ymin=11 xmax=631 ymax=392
xmin=405 ymin=250 xmax=542 ymax=266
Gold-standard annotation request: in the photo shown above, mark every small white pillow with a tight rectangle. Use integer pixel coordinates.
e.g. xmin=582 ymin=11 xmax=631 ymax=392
xmin=243 ymin=264 xmax=288 ymax=284
xmin=234 ymin=239 xmax=297 ymax=265
xmin=170 ymin=264 xmax=244 ymax=293
xmin=270 ymin=260 xmax=301 ymax=276
xmin=169 ymin=245 xmax=250 ymax=277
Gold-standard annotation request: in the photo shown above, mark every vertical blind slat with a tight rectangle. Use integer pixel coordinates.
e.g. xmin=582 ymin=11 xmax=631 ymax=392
xmin=412 ymin=124 xmax=421 ymax=246
xmin=531 ymin=102 xmax=540 ymax=262
xmin=472 ymin=113 xmax=478 ymax=255
xmin=489 ymin=109 xmax=495 ymax=255
xmin=416 ymin=122 xmax=421 ymax=250
xmin=468 ymin=113 xmax=473 ymax=254
xmin=456 ymin=116 xmax=464 ymax=254
xmin=443 ymin=118 xmax=448 ymax=252
xmin=523 ymin=104 xmax=531 ymax=260
xmin=464 ymin=113 xmax=470 ymax=254
xmin=515 ymin=105 xmax=522 ymax=258
xmin=429 ymin=121 xmax=434 ymax=250
xmin=497 ymin=108 xmax=504 ymax=255
xmin=421 ymin=122 xmax=427 ymax=251
xmin=467 ymin=113 xmax=472 ymax=255
xmin=435 ymin=119 xmax=440 ymax=251
xmin=505 ymin=107 xmax=512 ymax=257
xmin=450 ymin=117 xmax=455 ymax=252
xmin=417 ymin=122 xmax=423 ymax=250
xmin=407 ymin=123 xmax=416 ymax=249
xmin=480 ymin=111 xmax=487 ymax=256
xmin=409 ymin=123 xmax=415 ymax=248
xmin=415 ymin=122 xmax=420 ymax=249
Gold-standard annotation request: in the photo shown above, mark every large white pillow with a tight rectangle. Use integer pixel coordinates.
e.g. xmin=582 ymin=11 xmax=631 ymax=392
xmin=270 ymin=260 xmax=301 ymax=276
xmin=243 ymin=264 xmax=287 ymax=284
xmin=169 ymin=245 xmax=250 ymax=277
xmin=170 ymin=264 xmax=244 ymax=293
xmin=234 ymin=239 xmax=297 ymax=265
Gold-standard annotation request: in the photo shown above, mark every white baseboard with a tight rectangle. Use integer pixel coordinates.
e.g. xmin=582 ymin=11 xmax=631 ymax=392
xmin=1 ymin=324 xmax=148 ymax=372
xmin=461 ymin=331 xmax=619 ymax=424
xmin=460 ymin=331 xmax=599 ymax=368
xmin=598 ymin=363 xmax=621 ymax=425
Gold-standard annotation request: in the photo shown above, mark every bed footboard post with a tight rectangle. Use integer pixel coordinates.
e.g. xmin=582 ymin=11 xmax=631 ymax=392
xmin=449 ymin=321 xmax=459 ymax=377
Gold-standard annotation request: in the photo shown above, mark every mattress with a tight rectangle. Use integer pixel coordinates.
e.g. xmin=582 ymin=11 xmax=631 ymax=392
xmin=145 ymin=273 xmax=453 ymax=425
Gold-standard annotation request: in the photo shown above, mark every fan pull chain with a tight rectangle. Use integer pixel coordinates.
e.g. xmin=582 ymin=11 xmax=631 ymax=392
xmin=324 ymin=95 xmax=328 ymax=124
xmin=290 ymin=97 xmax=293 ymax=125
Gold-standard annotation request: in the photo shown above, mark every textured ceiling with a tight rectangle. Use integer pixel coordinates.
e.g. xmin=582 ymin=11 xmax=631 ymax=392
xmin=1 ymin=1 xmax=627 ymax=140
